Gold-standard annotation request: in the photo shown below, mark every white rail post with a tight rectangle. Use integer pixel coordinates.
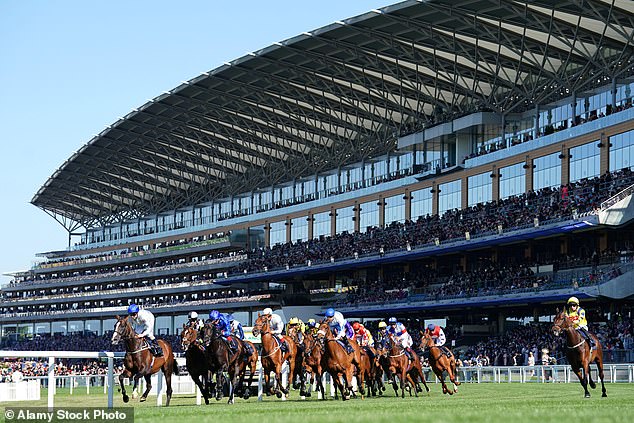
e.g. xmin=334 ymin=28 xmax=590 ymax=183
xmin=281 ymin=362 xmax=288 ymax=401
xmin=86 ymin=376 xmax=90 ymax=395
xmin=257 ymin=367 xmax=264 ymax=401
xmin=70 ymin=376 xmax=74 ymax=395
xmin=329 ymin=373 xmax=335 ymax=397
xmin=156 ymin=372 xmax=163 ymax=406
xmin=107 ymin=354 xmax=114 ymax=409
xmin=47 ymin=356 xmax=55 ymax=411
xmin=196 ymin=384 xmax=202 ymax=405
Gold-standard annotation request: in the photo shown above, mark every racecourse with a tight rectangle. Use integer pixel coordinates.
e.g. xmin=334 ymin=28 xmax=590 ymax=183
xmin=3 ymin=384 xmax=634 ymax=423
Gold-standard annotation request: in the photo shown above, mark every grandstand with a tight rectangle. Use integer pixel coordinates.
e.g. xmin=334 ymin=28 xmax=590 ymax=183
xmin=2 ymin=0 xmax=634 ymax=363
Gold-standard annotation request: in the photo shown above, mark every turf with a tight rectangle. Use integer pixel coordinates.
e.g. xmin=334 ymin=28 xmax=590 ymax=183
xmin=3 ymin=383 xmax=633 ymax=423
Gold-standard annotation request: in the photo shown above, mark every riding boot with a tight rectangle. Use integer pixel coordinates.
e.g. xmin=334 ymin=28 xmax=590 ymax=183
xmin=278 ymin=336 xmax=288 ymax=353
xmin=343 ymin=337 xmax=354 ymax=354
xmin=405 ymin=347 xmax=414 ymax=361
xmin=150 ymin=338 xmax=163 ymax=357
xmin=580 ymin=328 xmax=595 ymax=350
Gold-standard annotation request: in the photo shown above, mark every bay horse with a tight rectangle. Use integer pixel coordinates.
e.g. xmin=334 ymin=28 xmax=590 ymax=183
xmin=180 ymin=324 xmax=211 ymax=404
xmin=286 ymin=325 xmax=307 ymax=392
xmin=252 ymin=313 xmax=297 ymax=398
xmin=316 ymin=321 xmax=365 ymax=400
xmin=201 ymin=322 xmax=246 ymax=404
xmin=380 ymin=335 xmax=428 ymax=398
xmin=419 ymin=332 xmax=460 ymax=395
xmin=111 ymin=315 xmax=178 ymax=406
xmin=300 ymin=333 xmax=326 ymax=398
xmin=552 ymin=310 xmax=607 ymax=398
xmin=235 ymin=340 xmax=258 ymax=400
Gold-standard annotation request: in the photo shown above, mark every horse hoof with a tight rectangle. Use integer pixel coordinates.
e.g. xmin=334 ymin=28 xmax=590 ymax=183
xmin=131 ymin=392 xmax=138 ymax=399
xmin=602 ymin=393 xmax=608 ymax=398
xmin=584 ymin=393 xmax=591 ymax=398
xmin=276 ymin=392 xmax=282 ymax=399
xmin=228 ymin=398 xmax=234 ymax=405
xmin=139 ymin=396 xmax=147 ymax=403
xmin=122 ymin=395 xmax=129 ymax=403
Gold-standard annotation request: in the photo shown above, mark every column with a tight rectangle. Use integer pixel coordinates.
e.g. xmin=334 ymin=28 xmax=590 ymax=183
xmin=534 ymin=105 xmax=540 ymax=139
xmin=353 ymin=203 xmax=360 ymax=233
xmin=378 ymin=198 xmax=385 ymax=228
xmin=329 ymin=208 xmax=336 ymax=237
xmin=431 ymin=182 xmax=439 ymax=215
xmin=404 ymin=192 xmax=412 ymax=222
xmin=525 ymin=157 xmax=534 ymax=192
xmin=560 ymin=148 xmax=570 ymax=186
xmin=600 ymin=132 xmax=610 ymax=175
xmin=491 ymin=166 xmax=500 ymax=201
xmin=498 ymin=311 xmax=506 ymax=335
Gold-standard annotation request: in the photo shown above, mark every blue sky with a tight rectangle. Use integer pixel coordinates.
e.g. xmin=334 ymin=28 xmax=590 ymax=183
xmin=0 ymin=1 xmax=394 ymax=285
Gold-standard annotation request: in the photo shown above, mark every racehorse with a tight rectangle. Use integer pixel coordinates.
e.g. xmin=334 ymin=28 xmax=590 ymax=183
xmin=180 ymin=324 xmax=211 ymax=404
xmin=111 ymin=316 xmax=178 ymax=406
xmin=357 ymin=345 xmax=380 ymax=396
xmin=235 ymin=340 xmax=258 ymax=400
xmin=419 ymin=332 xmax=460 ymax=395
xmin=202 ymin=322 xmax=246 ymax=404
xmin=316 ymin=321 xmax=365 ymax=400
xmin=380 ymin=334 xmax=428 ymax=398
xmin=300 ymin=333 xmax=326 ymax=398
xmin=552 ymin=310 xmax=607 ymax=398
xmin=252 ymin=313 xmax=297 ymax=398
xmin=286 ymin=325 xmax=307 ymax=391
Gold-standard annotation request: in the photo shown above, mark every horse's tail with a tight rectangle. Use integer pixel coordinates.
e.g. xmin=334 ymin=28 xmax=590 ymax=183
xmin=172 ymin=358 xmax=180 ymax=375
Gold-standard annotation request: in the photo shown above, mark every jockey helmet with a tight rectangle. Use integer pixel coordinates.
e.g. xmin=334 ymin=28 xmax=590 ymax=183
xmin=325 ymin=308 xmax=335 ymax=318
xmin=188 ymin=311 xmax=198 ymax=320
xmin=262 ymin=307 xmax=273 ymax=316
xmin=378 ymin=321 xmax=387 ymax=329
xmin=352 ymin=322 xmax=360 ymax=331
xmin=209 ymin=310 xmax=220 ymax=320
xmin=388 ymin=317 xmax=397 ymax=324
xmin=567 ymin=296 xmax=579 ymax=305
xmin=427 ymin=323 xmax=436 ymax=331
xmin=127 ymin=304 xmax=140 ymax=315
xmin=289 ymin=317 xmax=300 ymax=325
xmin=307 ymin=319 xmax=316 ymax=327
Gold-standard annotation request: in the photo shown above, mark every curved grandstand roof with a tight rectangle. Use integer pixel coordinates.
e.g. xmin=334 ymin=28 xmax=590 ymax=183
xmin=32 ymin=0 xmax=634 ymax=229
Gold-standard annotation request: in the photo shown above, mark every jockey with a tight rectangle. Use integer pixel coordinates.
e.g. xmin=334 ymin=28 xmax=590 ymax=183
xmin=209 ymin=309 xmax=239 ymax=354
xmin=187 ymin=311 xmax=204 ymax=330
xmin=305 ymin=319 xmax=319 ymax=337
xmin=352 ymin=322 xmax=373 ymax=347
xmin=324 ymin=308 xmax=354 ymax=354
xmin=128 ymin=304 xmax=163 ymax=357
xmin=228 ymin=314 xmax=245 ymax=340
xmin=262 ymin=307 xmax=289 ymax=352
xmin=374 ymin=321 xmax=388 ymax=349
xmin=287 ymin=317 xmax=305 ymax=343
xmin=386 ymin=317 xmax=414 ymax=360
xmin=426 ymin=323 xmax=451 ymax=356
xmin=565 ymin=297 xmax=595 ymax=350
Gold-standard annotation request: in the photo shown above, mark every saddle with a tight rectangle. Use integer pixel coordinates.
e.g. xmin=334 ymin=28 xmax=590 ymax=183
xmin=336 ymin=339 xmax=354 ymax=354
xmin=144 ymin=338 xmax=163 ymax=357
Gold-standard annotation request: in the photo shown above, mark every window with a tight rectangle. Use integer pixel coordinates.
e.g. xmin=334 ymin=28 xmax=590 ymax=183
xmin=359 ymin=200 xmax=379 ymax=233
xmin=533 ymin=153 xmax=562 ymax=190
xmin=411 ymin=187 xmax=433 ymax=220
xmin=290 ymin=217 xmax=308 ymax=243
xmin=468 ymin=172 xmax=492 ymax=206
xmin=269 ymin=220 xmax=286 ymax=246
xmin=313 ymin=211 xmax=331 ymax=239
xmin=385 ymin=194 xmax=405 ymax=225
xmin=570 ymin=141 xmax=600 ymax=182
xmin=610 ymin=130 xmax=634 ymax=171
xmin=438 ymin=180 xmax=461 ymax=215
xmin=336 ymin=206 xmax=355 ymax=234
xmin=499 ymin=163 xmax=526 ymax=199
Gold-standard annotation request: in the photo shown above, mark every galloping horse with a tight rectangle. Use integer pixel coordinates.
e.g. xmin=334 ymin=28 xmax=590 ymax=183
xmin=236 ymin=340 xmax=259 ymax=400
xmin=202 ymin=322 xmax=246 ymax=404
xmin=419 ymin=332 xmax=460 ymax=395
xmin=111 ymin=316 xmax=178 ymax=406
xmin=286 ymin=325 xmax=307 ymax=391
xmin=316 ymin=322 xmax=365 ymax=400
xmin=252 ymin=314 xmax=297 ymax=398
xmin=300 ymin=333 xmax=326 ymax=398
xmin=552 ymin=310 xmax=607 ymax=398
xmin=180 ymin=324 xmax=211 ymax=404
xmin=380 ymin=335 xmax=428 ymax=398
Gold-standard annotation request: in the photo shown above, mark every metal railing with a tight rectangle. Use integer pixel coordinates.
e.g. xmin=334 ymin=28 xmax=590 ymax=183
xmin=601 ymin=183 xmax=634 ymax=210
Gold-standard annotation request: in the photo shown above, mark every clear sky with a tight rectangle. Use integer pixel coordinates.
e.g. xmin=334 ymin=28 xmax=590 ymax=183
xmin=0 ymin=1 xmax=395 ymax=285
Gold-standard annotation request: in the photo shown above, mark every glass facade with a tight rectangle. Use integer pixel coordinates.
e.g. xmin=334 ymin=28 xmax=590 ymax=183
xmin=499 ymin=163 xmax=526 ymax=200
xmin=359 ymin=200 xmax=379 ymax=233
xmin=385 ymin=194 xmax=406 ymax=225
xmin=313 ymin=211 xmax=331 ymax=239
xmin=411 ymin=187 xmax=433 ymax=220
xmin=336 ymin=206 xmax=355 ymax=234
xmin=610 ymin=129 xmax=634 ymax=171
xmin=467 ymin=172 xmax=492 ymax=206
xmin=570 ymin=141 xmax=600 ymax=182
xmin=438 ymin=180 xmax=461 ymax=215
xmin=290 ymin=216 xmax=308 ymax=243
xmin=269 ymin=220 xmax=286 ymax=246
xmin=533 ymin=153 xmax=562 ymax=190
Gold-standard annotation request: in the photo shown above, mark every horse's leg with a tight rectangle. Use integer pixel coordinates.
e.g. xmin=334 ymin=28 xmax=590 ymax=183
xmin=595 ymin=354 xmax=608 ymax=397
xmin=274 ymin=364 xmax=286 ymax=398
xmin=215 ymin=370 xmax=224 ymax=401
xmin=450 ymin=358 xmax=461 ymax=389
xmin=193 ymin=372 xmax=210 ymax=405
xmin=163 ymin=361 xmax=174 ymax=407
xmin=119 ymin=370 xmax=131 ymax=403
xmin=572 ymin=366 xmax=590 ymax=398
xmin=131 ymin=373 xmax=142 ymax=399
xmin=263 ymin=365 xmax=273 ymax=396
xmin=139 ymin=374 xmax=151 ymax=402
